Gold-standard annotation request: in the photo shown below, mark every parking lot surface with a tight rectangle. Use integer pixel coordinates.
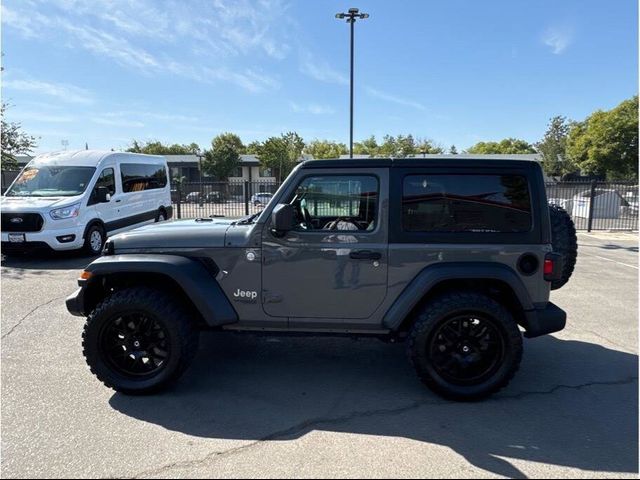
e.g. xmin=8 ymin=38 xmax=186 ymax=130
xmin=1 ymin=232 xmax=638 ymax=478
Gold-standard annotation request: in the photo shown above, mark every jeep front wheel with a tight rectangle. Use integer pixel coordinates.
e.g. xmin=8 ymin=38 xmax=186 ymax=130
xmin=408 ymin=292 xmax=522 ymax=401
xmin=82 ymin=287 xmax=199 ymax=395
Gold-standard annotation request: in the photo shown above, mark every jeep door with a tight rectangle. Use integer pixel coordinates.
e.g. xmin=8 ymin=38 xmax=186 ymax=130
xmin=261 ymin=168 xmax=389 ymax=323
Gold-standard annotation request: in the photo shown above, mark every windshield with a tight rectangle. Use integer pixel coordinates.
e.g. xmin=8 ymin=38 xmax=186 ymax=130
xmin=5 ymin=165 xmax=96 ymax=197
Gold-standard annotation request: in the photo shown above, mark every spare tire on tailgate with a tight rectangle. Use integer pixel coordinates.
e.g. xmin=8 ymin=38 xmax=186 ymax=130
xmin=548 ymin=203 xmax=578 ymax=290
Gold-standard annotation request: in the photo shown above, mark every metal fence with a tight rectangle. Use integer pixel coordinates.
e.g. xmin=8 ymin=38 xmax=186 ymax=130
xmin=545 ymin=180 xmax=638 ymax=231
xmin=173 ymin=179 xmax=638 ymax=232
xmin=172 ymin=180 xmax=280 ymax=219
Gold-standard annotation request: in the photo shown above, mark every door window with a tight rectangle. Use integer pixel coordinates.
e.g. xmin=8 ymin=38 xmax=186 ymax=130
xmin=89 ymin=168 xmax=116 ymax=205
xmin=287 ymin=175 xmax=378 ymax=231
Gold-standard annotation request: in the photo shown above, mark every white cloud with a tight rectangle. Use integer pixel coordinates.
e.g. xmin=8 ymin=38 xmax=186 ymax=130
xmin=542 ymin=27 xmax=573 ymax=55
xmin=290 ymin=102 xmax=335 ymax=115
xmin=300 ymin=51 xmax=349 ymax=85
xmin=365 ymin=87 xmax=426 ymax=111
xmin=14 ymin=112 xmax=76 ymax=123
xmin=92 ymin=118 xmax=145 ymax=128
xmin=2 ymin=1 xmax=288 ymax=92
xmin=3 ymin=78 xmax=94 ymax=105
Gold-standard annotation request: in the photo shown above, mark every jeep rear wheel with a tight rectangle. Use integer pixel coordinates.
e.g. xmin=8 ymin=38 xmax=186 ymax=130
xmin=82 ymin=287 xmax=199 ymax=395
xmin=548 ymin=203 xmax=578 ymax=290
xmin=408 ymin=292 xmax=522 ymax=401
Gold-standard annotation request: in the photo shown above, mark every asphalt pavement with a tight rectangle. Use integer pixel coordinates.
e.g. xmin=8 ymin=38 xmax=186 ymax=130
xmin=1 ymin=232 xmax=637 ymax=478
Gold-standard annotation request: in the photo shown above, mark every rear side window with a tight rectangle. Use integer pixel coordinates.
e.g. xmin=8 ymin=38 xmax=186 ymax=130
xmin=121 ymin=163 xmax=167 ymax=193
xmin=402 ymin=174 xmax=532 ymax=233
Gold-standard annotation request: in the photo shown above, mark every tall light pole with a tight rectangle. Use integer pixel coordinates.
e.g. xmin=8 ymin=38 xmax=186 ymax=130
xmin=335 ymin=8 xmax=369 ymax=158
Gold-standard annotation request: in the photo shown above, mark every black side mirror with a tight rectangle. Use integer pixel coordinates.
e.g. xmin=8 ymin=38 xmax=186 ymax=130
xmin=96 ymin=186 xmax=110 ymax=203
xmin=271 ymin=203 xmax=294 ymax=236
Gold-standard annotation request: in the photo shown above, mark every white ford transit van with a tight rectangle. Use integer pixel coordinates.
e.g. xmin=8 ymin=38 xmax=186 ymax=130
xmin=1 ymin=150 xmax=172 ymax=255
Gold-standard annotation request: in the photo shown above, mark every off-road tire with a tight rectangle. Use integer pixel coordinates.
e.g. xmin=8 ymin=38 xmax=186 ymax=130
xmin=407 ymin=292 xmax=522 ymax=401
xmin=82 ymin=287 xmax=199 ymax=395
xmin=548 ymin=203 xmax=578 ymax=290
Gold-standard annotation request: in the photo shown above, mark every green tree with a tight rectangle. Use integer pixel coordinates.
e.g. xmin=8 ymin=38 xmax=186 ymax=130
xmin=202 ymin=133 xmax=244 ymax=180
xmin=126 ymin=140 xmax=200 ymax=155
xmin=245 ymin=140 xmax=261 ymax=155
xmin=1 ymin=103 xmax=37 ymax=170
xmin=353 ymin=135 xmax=379 ymax=156
xmin=467 ymin=138 xmax=536 ymax=154
xmin=305 ymin=139 xmax=348 ymax=159
xmin=566 ymin=96 xmax=638 ymax=179
xmin=255 ymin=132 xmax=305 ymax=181
xmin=536 ymin=116 xmax=573 ymax=177
xmin=415 ymin=138 xmax=444 ymax=155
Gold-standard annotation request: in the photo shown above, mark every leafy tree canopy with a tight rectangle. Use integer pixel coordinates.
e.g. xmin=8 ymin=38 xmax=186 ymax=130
xmin=254 ymin=132 xmax=305 ymax=181
xmin=566 ymin=96 xmax=638 ymax=180
xmin=1 ymin=103 xmax=37 ymax=170
xmin=305 ymin=139 xmax=348 ymax=159
xmin=466 ymin=138 xmax=536 ymax=154
xmin=126 ymin=140 xmax=200 ymax=155
xmin=202 ymin=132 xmax=244 ymax=180
xmin=536 ymin=116 xmax=573 ymax=178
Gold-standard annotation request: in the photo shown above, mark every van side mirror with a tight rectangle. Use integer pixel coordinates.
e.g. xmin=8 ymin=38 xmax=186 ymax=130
xmin=271 ymin=203 xmax=294 ymax=236
xmin=96 ymin=186 xmax=110 ymax=203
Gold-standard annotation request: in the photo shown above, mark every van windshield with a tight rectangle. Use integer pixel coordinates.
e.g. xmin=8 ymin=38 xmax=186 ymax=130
xmin=5 ymin=165 xmax=96 ymax=197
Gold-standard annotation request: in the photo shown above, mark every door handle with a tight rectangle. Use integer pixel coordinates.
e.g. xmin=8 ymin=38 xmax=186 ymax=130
xmin=349 ymin=250 xmax=382 ymax=260
xmin=115 ymin=199 xmax=122 ymax=203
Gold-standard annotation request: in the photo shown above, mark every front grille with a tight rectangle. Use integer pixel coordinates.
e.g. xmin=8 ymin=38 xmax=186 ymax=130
xmin=1 ymin=213 xmax=45 ymax=232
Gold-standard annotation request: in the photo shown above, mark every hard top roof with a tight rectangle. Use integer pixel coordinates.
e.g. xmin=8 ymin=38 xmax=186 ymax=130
xmin=300 ymin=157 xmax=540 ymax=170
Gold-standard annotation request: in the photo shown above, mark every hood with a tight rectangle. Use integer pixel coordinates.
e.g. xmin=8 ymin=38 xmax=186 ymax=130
xmin=109 ymin=218 xmax=235 ymax=251
xmin=0 ymin=195 xmax=81 ymax=211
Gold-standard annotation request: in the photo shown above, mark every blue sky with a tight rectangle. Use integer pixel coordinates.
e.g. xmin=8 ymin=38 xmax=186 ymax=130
xmin=1 ymin=0 xmax=638 ymax=153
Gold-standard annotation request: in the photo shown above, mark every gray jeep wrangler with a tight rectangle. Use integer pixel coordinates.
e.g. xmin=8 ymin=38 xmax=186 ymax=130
xmin=67 ymin=158 xmax=577 ymax=401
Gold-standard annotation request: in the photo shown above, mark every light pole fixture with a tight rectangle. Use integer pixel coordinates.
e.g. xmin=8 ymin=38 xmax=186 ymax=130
xmin=335 ymin=7 xmax=369 ymax=159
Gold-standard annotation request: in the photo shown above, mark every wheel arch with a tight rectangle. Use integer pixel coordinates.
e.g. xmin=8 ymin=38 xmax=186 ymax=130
xmin=79 ymin=254 xmax=238 ymax=328
xmin=383 ymin=262 xmax=534 ymax=333
xmin=82 ymin=218 xmax=105 ymax=239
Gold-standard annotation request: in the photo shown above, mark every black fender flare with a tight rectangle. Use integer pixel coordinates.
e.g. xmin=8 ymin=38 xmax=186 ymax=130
xmin=79 ymin=254 xmax=238 ymax=327
xmin=382 ymin=262 xmax=534 ymax=331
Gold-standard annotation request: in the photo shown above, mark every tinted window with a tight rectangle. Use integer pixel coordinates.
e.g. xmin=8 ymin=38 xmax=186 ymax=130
xmin=121 ymin=163 xmax=167 ymax=193
xmin=402 ymin=174 xmax=531 ymax=233
xmin=5 ymin=165 xmax=95 ymax=197
xmin=289 ymin=175 xmax=378 ymax=231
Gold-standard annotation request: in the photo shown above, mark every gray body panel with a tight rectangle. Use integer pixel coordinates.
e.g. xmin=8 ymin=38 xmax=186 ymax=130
xmin=76 ymin=158 xmax=560 ymax=337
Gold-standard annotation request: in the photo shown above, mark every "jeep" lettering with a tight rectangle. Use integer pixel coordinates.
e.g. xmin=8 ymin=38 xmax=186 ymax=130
xmin=233 ymin=289 xmax=258 ymax=300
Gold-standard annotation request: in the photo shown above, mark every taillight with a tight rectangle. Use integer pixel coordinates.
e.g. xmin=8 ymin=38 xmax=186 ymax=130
xmin=544 ymin=253 xmax=563 ymax=281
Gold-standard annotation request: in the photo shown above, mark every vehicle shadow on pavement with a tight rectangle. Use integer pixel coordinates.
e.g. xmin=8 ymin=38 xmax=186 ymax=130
xmin=110 ymin=334 xmax=638 ymax=478
xmin=1 ymin=252 xmax=95 ymax=275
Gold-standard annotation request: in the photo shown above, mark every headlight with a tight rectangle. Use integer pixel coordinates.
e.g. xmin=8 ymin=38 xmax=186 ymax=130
xmin=50 ymin=203 xmax=80 ymax=220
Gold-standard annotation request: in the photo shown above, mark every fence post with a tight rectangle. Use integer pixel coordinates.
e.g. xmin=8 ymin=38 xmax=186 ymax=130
xmin=587 ymin=180 xmax=597 ymax=232
xmin=244 ymin=181 xmax=250 ymax=216
xmin=176 ymin=182 xmax=182 ymax=219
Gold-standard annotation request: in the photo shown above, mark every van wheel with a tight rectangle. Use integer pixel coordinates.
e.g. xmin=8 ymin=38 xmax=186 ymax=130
xmin=156 ymin=209 xmax=167 ymax=222
xmin=82 ymin=287 xmax=199 ymax=395
xmin=83 ymin=224 xmax=105 ymax=256
xmin=407 ymin=292 xmax=522 ymax=401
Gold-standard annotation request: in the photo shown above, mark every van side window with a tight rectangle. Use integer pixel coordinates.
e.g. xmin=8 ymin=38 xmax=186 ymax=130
xmin=88 ymin=168 xmax=115 ymax=205
xmin=121 ymin=163 xmax=168 ymax=193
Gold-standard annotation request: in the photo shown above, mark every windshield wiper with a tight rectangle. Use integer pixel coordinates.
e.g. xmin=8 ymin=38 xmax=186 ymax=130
xmin=233 ymin=212 xmax=260 ymax=225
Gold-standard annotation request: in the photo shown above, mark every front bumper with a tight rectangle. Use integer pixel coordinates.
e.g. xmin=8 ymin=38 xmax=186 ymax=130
xmin=523 ymin=302 xmax=566 ymax=338
xmin=1 ymin=225 xmax=85 ymax=252
xmin=66 ymin=287 xmax=86 ymax=317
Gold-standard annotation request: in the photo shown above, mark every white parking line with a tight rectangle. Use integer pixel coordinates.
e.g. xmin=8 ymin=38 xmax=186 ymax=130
xmin=579 ymin=251 xmax=639 ymax=269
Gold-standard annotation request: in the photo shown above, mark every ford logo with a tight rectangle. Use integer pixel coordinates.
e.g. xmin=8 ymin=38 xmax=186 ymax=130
xmin=9 ymin=217 xmax=23 ymax=224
